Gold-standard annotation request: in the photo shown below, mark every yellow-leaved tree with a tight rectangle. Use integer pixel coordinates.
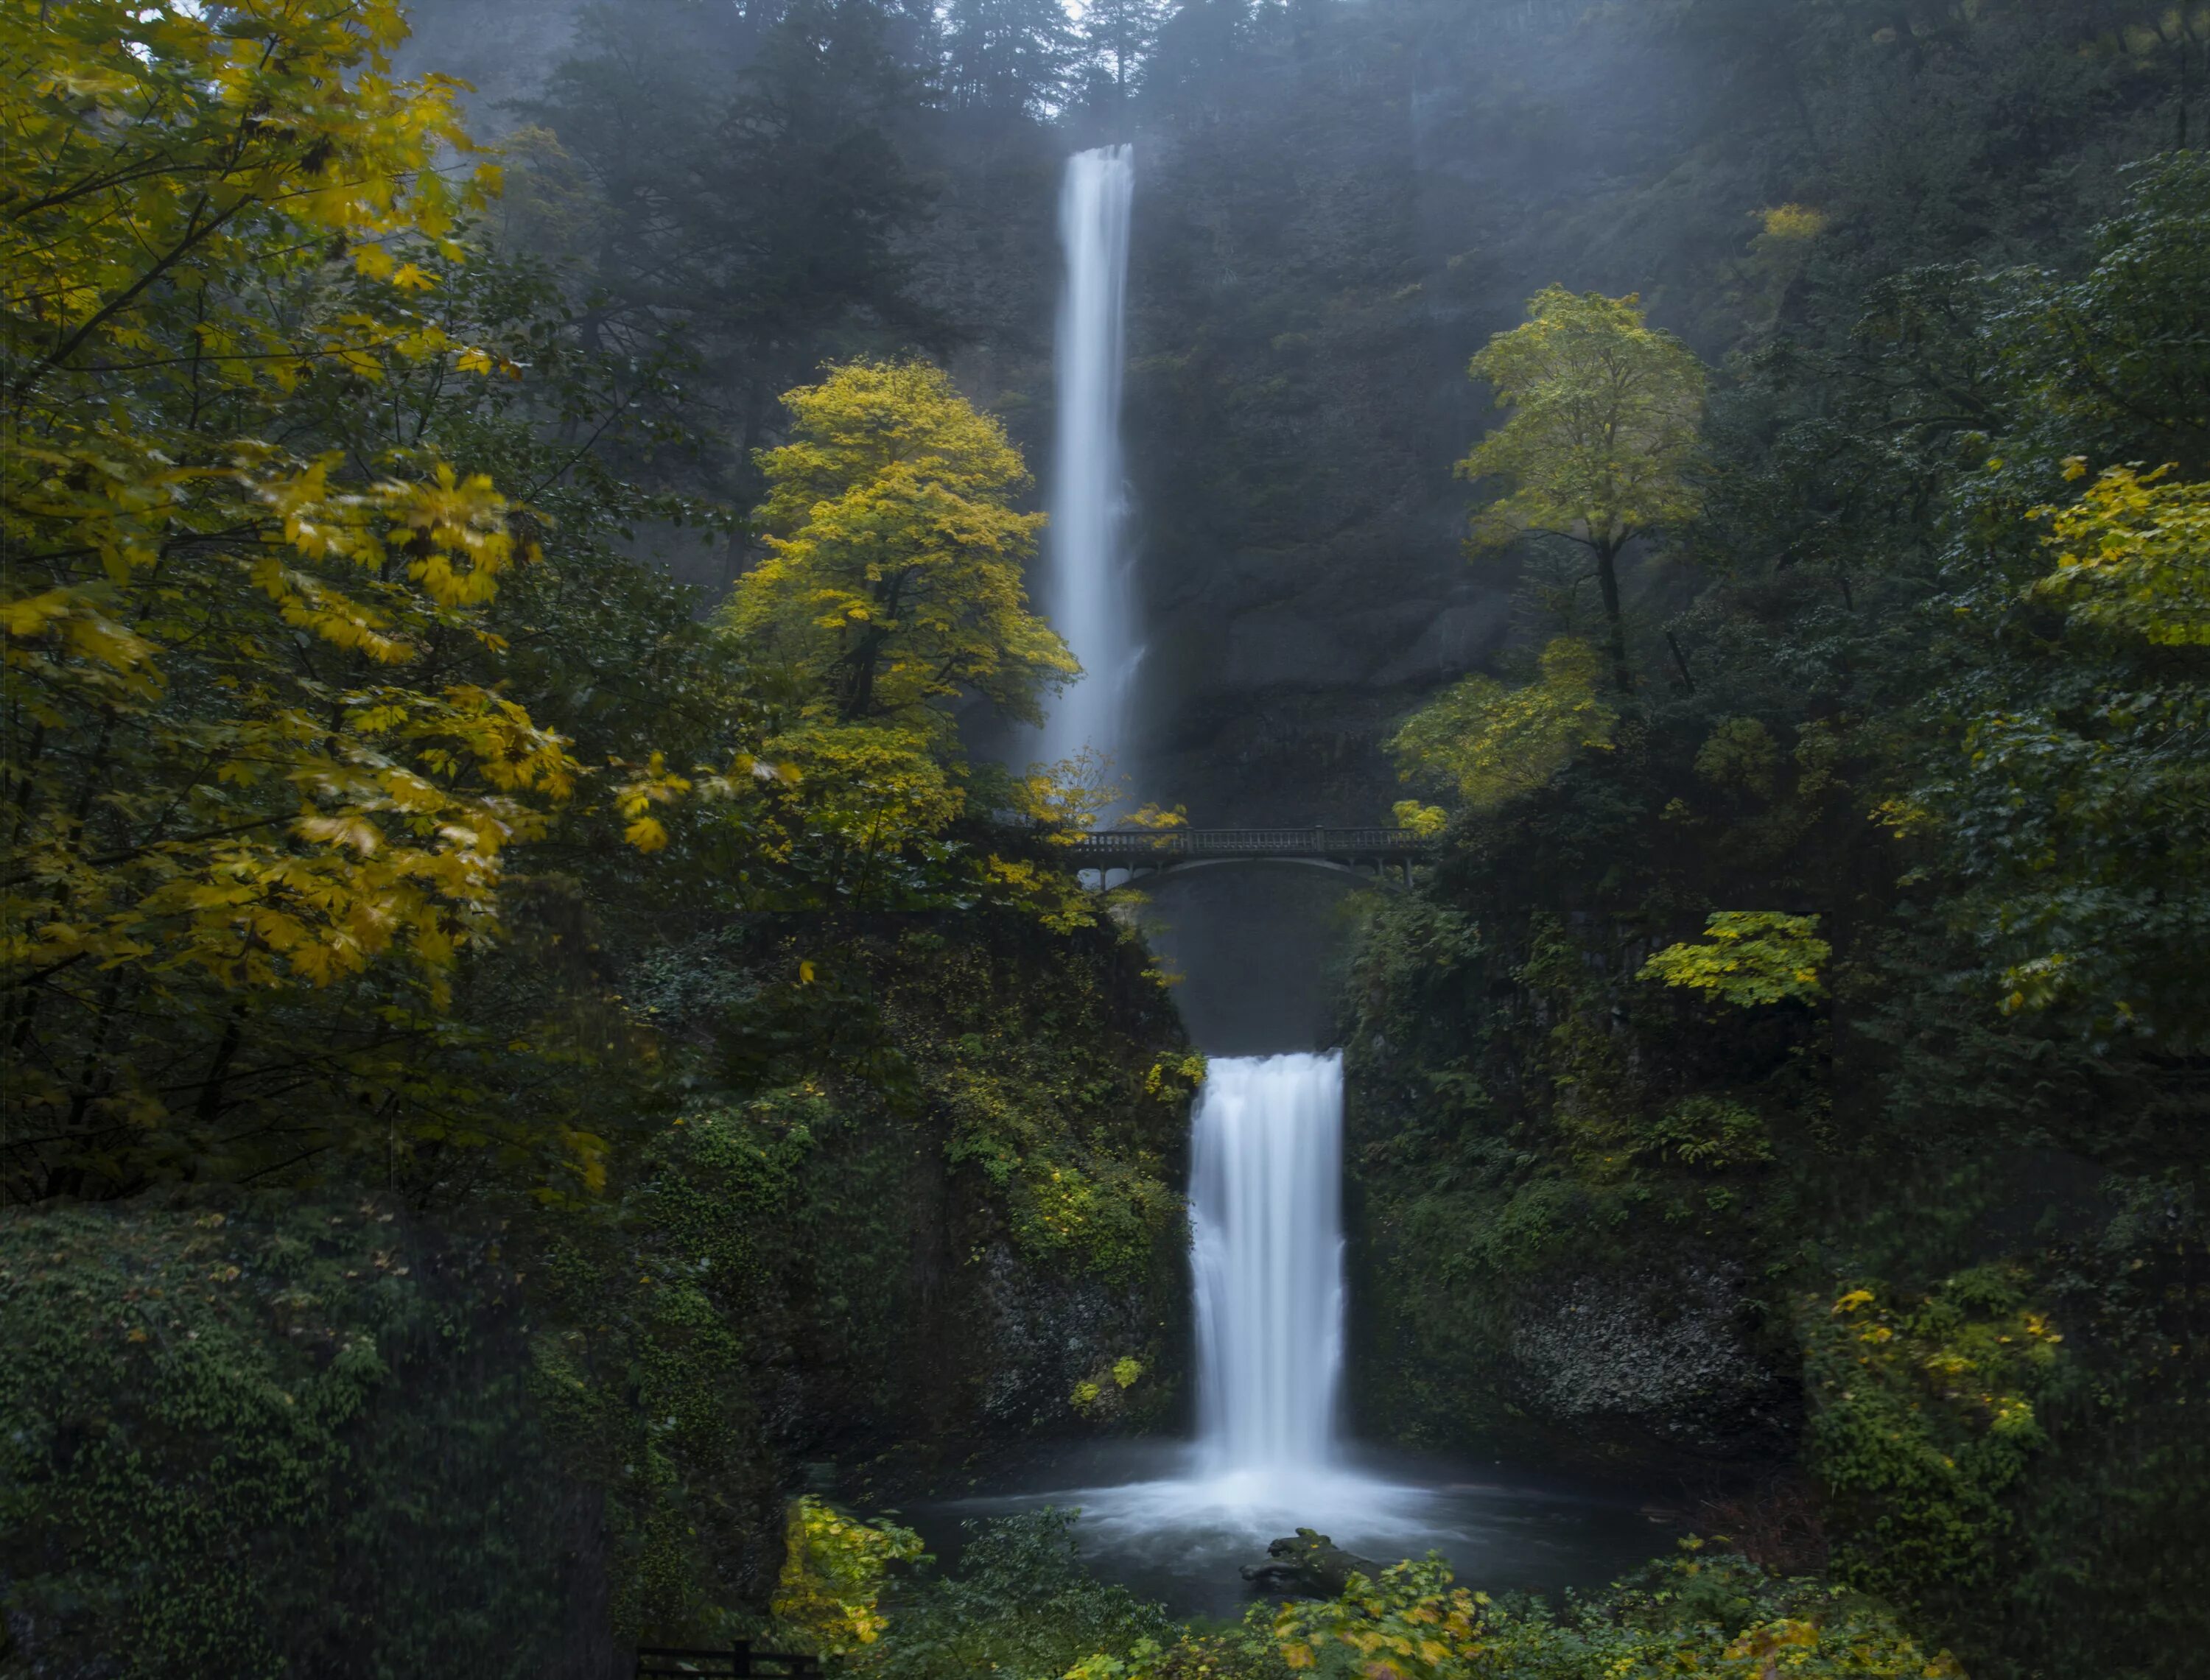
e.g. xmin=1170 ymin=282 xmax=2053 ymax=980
xmin=1639 ymin=912 xmax=1830 ymax=1008
xmin=771 ymin=1497 xmax=925 ymax=1656
xmin=694 ymin=361 xmax=1114 ymax=928
xmin=2031 ymin=460 xmax=2210 ymax=644
xmin=1387 ymin=636 xmax=1618 ymax=817
xmin=0 ymin=0 xmax=589 ymax=1195
xmin=726 ymin=361 xmax=1077 ymax=742
xmin=1459 ymin=287 xmax=1706 ymax=693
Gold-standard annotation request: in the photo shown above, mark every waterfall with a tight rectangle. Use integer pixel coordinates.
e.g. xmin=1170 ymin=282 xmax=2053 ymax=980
xmin=932 ymin=1038 xmax=1632 ymax=1603
xmin=1039 ymin=145 xmax=1138 ymax=775
xmin=1190 ymin=1052 xmax=1347 ymax=1478
xmin=935 ymin=154 xmax=1460 ymax=1564
xmin=939 ymin=1043 xmax=1465 ymax=1567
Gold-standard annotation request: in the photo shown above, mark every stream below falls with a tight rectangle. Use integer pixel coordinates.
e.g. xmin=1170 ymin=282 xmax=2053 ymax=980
xmin=913 ymin=1441 xmax=1680 ymax=1621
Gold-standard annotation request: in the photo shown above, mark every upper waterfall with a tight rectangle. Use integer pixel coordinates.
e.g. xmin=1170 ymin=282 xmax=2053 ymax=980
xmin=1039 ymin=145 xmax=1138 ymax=777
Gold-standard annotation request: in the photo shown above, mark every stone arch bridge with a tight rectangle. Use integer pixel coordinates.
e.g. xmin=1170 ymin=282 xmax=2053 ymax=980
xmin=1064 ymin=826 xmax=1432 ymax=889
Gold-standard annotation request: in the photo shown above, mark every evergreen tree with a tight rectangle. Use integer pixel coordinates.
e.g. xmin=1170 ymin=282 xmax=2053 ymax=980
xmin=516 ymin=0 xmax=936 ymax=489
xmin=939 ymin=0 xmax=1074 ymax=117
xmin=1143 ymin=0 xmax=1247 ymax=108
xmin=1074 ymin=0 xmax=1167 ymax=104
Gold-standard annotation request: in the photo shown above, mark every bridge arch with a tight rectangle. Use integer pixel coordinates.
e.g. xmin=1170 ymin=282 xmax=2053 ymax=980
xmin=1064 ymin=827 xmax=1431 ymax=891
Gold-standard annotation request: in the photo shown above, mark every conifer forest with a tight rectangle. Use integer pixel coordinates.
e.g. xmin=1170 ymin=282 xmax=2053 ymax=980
xmin=4 ymin=2 xmax=2208 ymax=1677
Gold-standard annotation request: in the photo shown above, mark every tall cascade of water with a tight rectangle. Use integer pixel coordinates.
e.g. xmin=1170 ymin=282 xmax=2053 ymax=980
xmin=1039 ymin=145 xmax=1138 ymax=773
xmin=907 ymin=155 xmax=1651 ymax=1607
xmin=1190 ymin=1052 xmax=1347 ymax=1480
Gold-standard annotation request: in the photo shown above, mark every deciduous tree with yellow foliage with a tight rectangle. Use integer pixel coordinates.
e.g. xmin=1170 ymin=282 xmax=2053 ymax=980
xmin=1386 ymin=636 xmax=1618 ymax=818
xmin=1459 ymin=287 xmax=1707 ymax=694
xmin=0 ymin=0 xmax=595 ymax=1194
xmin=726 ymin=360 xmax=1076 ymax=742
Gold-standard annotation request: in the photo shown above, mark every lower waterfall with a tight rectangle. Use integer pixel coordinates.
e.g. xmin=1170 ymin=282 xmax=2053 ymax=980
xmin=1191 ymin=1052 xmax=1345 ymax=1478
xmin=1048 ymin=1048 xmax=1436 ymax=1530
xmin=916 ymin=1047 xmax=1665 ymax=1616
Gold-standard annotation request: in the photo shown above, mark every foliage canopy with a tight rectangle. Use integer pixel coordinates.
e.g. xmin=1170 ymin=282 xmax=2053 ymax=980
xmin=1639 ymin=913 xmax=1830 ymax=1009
xmin=1460 ymin=288 xmax=1707 ymax=691
xmin=1387 ymin=639 xmax=1617 ymax=815
xmin=0 ymin=0 xmax=602 ymax=1195
xmin=726 ymin=361 xmax=1075 ymax=743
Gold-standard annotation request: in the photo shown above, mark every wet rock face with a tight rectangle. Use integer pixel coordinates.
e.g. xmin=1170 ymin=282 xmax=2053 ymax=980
xmin=1509 ymin=1266 xmax=1793 ymax=1452
xmin=976 ymin=1245 xmax=1183 ymax=1435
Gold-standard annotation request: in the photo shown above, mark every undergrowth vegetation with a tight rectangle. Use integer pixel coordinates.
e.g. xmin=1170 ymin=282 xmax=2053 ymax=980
xmin=0 ymin=912 xmax=1193 ymax=1670
xmin=1347 ymin=130 xmax=2210 ymax=1680
xmin=765 ymin=1508 xmax=1954 ymax=1680
xmin=0 ymin=1197 xmax=566 ymax=1678
xmin=8 ymin=0 xmax=2210 ymax=1675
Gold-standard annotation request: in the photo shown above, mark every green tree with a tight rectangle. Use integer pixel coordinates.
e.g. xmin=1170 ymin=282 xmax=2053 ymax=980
xmin=726 ymin=361 xmax=1076 ymax=745
xmin=1386 ymin=637 xmax=1618 ymax=814
xmin=939 ymin=0 xmax=1073 ymax=117
xmin=1459 ymin=287 xmax=1708 ymax=693
xmin=1073 ymin=0 xmax=1167 ymax=105
xmin=1143 ymin=0 xmax=1248 ymax=108
xmin=512 ymin=0 xmax=933 ymax=496
xmin=1883 ymin=156 xmax=2210 ymax=1051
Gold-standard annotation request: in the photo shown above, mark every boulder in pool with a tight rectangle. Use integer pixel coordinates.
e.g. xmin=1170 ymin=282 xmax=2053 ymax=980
xmin=1241 ymin=1528 xmax=1381 ymax=1598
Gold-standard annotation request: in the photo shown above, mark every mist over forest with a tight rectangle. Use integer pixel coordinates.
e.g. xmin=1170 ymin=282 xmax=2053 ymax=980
xmin=4 ymin=2 xmax=2208 ymax=1678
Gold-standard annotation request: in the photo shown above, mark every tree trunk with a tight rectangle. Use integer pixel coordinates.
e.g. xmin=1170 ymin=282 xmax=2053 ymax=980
xmin=838 ymin=626 xmax=886 ymax=720
xmin=1594 ymin=537 xmax=1633 ymax=694
xmin=192 ymin=1007 xmax=248 ymax=1131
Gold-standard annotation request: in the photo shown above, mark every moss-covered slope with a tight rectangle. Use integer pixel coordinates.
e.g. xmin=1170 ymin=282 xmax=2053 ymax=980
xmin=0 ymin=907 xmax=1195 ymax=1676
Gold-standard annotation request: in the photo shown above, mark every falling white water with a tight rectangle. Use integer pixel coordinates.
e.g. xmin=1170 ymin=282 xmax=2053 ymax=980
xmin=1004 ymin=1048 xmax=1450 ymax=1547
xmin=1038 ymin=145 xmax=1140 ymax=776
xmin=925 ymin=1043 xmax=1685 ymax=1617
xmin=1191 ymin=1052 xmax=1346 ymax=1475
xmin=919 ymin=1064 xmax=1661 ymax=1610
xmin=912 ymin=159 xmax=1669 ymax=1604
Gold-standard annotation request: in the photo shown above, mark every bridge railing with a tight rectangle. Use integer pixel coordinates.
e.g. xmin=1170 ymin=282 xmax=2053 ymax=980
xmin=1063 ymin=826 xmax=1432 ymax=860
